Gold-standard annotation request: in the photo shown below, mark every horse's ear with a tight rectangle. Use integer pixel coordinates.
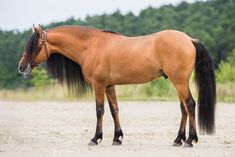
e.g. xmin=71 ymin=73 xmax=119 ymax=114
xmin=32 ymin=24 xmax=42 ymax=33
xmin=38 ymin=24 xmax=43 ymax=30
xmin=32 ymin=24 xmax=44 ymax=37
xmin=32 ymin=24 xmax=37 ymax=33
xmin=37 ymin=24 xmax=44 ymax=37
xmin=32 ymin=24 xmax=43 ymax=31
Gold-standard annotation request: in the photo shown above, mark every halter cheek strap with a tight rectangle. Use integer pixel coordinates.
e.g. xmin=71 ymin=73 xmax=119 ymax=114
xmin=42 ymin=31 xmax=49 ymax=59
xmin=30 ymin=31 xmax=49 ymax=68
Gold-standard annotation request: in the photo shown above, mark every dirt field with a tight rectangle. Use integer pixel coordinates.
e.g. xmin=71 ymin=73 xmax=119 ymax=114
xmin=0 ymin=101 xmax=234 ymax=157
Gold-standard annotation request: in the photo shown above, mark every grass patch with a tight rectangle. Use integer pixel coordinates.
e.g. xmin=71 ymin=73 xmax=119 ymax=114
xmin=0 ymin=79 xmax=234 ymax=102
xmin=0 ymin=85 xmax=93 ymax=101
xmin=116 ymin=78 xmax=178 ymax=101
xmin=216 ymin=82 xmax=235 ymax=102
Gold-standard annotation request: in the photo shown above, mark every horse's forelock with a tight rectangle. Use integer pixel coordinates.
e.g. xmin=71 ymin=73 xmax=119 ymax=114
xmin=25 ymin=32 xmax=39 ymax=56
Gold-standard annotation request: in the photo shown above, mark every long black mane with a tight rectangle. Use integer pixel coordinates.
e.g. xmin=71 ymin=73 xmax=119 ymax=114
xmin=24 ymin=31 xmax=91 ymax=96
xmin=46 ymin=53 xmax=91 ymax=96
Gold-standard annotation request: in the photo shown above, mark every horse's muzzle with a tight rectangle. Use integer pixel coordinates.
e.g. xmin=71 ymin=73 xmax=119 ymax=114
xmin=18 ymin=64 xmax=26 ymax=73
xmin=18 ymin=63 xmax=32 ymax=76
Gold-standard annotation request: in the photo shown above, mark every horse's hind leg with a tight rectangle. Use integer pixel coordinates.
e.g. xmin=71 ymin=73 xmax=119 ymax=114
xmin=105 ymin=85 xmax=123 ymax=145
xmin=173 ymin=82 xmax=198 ymax=147
xmin=183 ymin=92 xmax=198 ymax=147
xmin=173 ymin=101 xmax=187 ymax=146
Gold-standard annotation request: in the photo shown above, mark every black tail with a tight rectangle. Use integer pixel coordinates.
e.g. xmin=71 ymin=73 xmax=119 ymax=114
xmin=192 ymin=39 xmax=216 ymax=134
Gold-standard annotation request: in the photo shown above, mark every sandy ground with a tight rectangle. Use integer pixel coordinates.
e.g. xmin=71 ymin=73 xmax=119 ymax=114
xmin=0 ymin=101 xmax=234 ymax=157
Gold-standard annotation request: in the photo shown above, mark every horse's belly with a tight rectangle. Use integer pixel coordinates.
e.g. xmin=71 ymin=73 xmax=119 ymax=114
xmin=109 ymin=67 xmax=162 ymax=85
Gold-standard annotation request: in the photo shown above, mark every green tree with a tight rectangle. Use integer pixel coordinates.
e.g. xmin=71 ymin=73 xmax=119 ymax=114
xmin=0 ymin=0 xmax=235 ymax=89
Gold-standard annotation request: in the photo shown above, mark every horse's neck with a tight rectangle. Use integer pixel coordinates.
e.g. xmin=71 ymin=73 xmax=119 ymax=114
xmin=47 ymin=27 xmax=94 ymax=64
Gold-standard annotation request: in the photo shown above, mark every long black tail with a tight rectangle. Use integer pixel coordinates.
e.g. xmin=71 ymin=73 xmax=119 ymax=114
xmin=192 ymin=39 xmax=216 ymax=134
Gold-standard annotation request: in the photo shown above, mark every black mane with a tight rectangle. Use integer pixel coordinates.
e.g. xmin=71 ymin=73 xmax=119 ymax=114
xmin=102 ymin=29 xmax=120 ymax=35
xmin=46 ymin=53 xmax=91 ymax=96
xmin=25 ymin=32 xmax=39 ymax=55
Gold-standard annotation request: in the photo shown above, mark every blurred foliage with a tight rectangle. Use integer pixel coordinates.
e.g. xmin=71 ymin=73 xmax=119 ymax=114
xmin=144 ymin=79 xmax=176 ymax=97
xmin=216 ymin=49 xmax=235 ymax=83
xmin=0 ymin=0 xmax=235 ymax=89
xmin=29 ymin=68 xmax=55 ymax=88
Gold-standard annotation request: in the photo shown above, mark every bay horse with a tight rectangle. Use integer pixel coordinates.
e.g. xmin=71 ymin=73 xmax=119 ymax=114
xmin=18 ymin=25 xmax=216 ymax=147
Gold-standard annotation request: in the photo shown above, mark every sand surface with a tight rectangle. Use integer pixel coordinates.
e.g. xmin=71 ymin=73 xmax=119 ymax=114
xmin=0 ymin=101 xmax=234 ymax=157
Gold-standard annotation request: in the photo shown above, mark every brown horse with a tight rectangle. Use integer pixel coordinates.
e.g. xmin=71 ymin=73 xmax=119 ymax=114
xmin=18 ymin=25 xmax=216 ymax=147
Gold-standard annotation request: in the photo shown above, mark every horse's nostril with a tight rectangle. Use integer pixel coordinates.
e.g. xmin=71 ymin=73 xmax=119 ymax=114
xmin=18 ymin=65 xmax=24 ymax=72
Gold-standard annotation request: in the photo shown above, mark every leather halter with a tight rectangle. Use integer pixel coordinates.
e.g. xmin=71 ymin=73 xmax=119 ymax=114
xmin=22 ymin=31 xmax=49 ymax=68
xmin=41 ymin=31 xmax=49 ymax=59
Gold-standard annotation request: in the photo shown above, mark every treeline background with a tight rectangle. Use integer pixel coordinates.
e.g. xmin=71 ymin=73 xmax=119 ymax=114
xmin=0 ymin=0 xmax=234 ymax=101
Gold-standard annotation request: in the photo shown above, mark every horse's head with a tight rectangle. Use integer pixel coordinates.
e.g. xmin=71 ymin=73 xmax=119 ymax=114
xmin=18 ymin=25 xmax=49 ymax=76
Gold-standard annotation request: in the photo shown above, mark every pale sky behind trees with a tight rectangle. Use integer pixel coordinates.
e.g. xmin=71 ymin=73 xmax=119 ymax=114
xmin=0 ymin=0 xmax=199 ymax=31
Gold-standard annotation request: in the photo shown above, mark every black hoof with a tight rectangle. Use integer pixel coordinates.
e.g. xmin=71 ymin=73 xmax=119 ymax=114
xmin=173 ymin=135 xmax=185 ymax=147
xmin=173 ymin=131 xmax=186 ymax=147
xmin=88 ymin=135 xmax=102 ymax=146
xmin=172 ymin=141 xmax=182 ymax=147
xmin=88 ymin=140 xmax=98 ymax=146
xmin=112 ymin=129 xmax=123 ymax=145
xmin=182 ymin=142 xmax=193 ymax=147
xmin=192 ymin=139 xmax=198 ymax=143
xmin=112 ymin=139 xmax=122 ymax=145
xmin=182 ymin=132 xmax=198 ymax=147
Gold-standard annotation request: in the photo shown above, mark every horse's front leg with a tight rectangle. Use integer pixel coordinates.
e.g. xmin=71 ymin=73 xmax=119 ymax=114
xmin=89 ymin=83 xmax=105 ymax=146
xmin=105 ymin=85 xmax=123 ymax=145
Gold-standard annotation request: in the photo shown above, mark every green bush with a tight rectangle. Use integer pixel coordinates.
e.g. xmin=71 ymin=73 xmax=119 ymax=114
xmin=29 ymin=68 xmax=54 ymax=88
xmin=144 ymin=78 xmax=176 ymax=97
xmin=216 ymin=49 xmax=235 ymax=83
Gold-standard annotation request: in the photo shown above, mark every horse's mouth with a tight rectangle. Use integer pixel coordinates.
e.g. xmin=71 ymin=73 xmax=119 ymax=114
xmin=22 ymin=69 xmax=32 ymax=78
xmin=19 ymin=63 xmax=32 ymax=78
